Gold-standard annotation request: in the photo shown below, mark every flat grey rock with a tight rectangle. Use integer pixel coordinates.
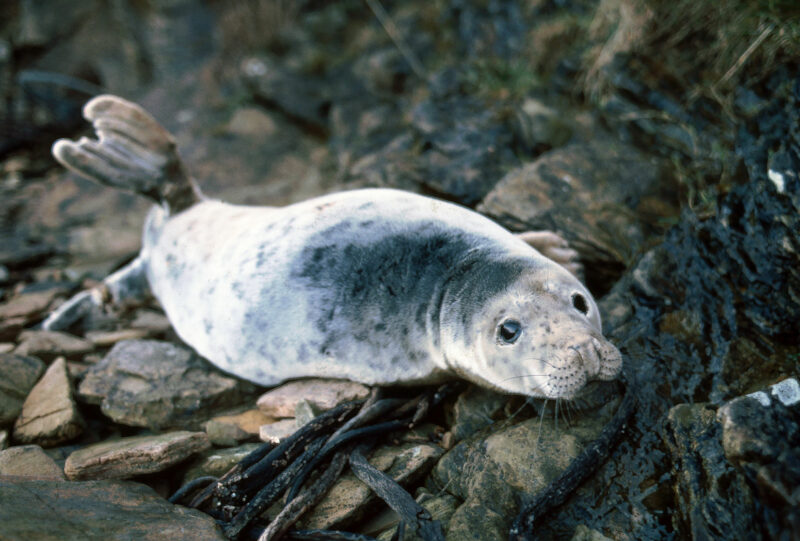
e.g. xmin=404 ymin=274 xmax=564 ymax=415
xmin=0 ymin=478 xmax=225 ymax=540
xmin=0 ymin=354 xmax=45 ymax=426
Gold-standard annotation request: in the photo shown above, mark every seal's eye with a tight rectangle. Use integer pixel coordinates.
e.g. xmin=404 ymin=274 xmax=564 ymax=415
xmin=572 ymin=293 xmax=589 ymax=315
xmin=498 ymin=319 xmax=522 ymax=344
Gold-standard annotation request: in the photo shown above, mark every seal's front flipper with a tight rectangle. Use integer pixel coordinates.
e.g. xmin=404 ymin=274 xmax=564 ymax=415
xmin=41 ymin=257 xmax=149 ymax=331
xmin=52 ymin=95 xmax=202 ymax=213
xmin=517 ymin=230 xmax=584 ymax=280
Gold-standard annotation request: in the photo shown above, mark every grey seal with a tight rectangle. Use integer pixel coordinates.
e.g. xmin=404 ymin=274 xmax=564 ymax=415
xmin=43 ymin=95 xmax=622 ymax=399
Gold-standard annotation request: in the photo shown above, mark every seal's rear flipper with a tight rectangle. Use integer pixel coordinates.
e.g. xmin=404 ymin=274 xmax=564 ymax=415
xmin=52 ymin=95 xmax=202 ymax=213
xmin=41 ymin=257 xmax=149 ymax=331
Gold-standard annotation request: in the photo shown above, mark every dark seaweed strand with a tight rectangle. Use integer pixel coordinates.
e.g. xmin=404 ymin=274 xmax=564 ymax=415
xmin=223 ymin=437 xmax=327 ymax=539
xmin=509 ymin=380 xmax=638 ymax=540
xmin=168 ymin=476 xmax=218 ymax=505
xmin=285 ymin=419 xmax=410 ymax=502
xmin=260 ymin=450 xmax=351 ymax=540
xmin=349 ymin=445 xmax=445 ymax=541
xmin=191 ymin=399 xmax=363 ymax=511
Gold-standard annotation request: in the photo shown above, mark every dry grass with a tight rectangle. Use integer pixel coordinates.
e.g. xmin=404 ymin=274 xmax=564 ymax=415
xmin=583 ymin=0 xmax=800 ymax=108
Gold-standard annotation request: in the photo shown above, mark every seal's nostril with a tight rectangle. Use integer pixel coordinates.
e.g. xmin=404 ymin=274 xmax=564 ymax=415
xmin=571 ymin=293 xmax=589 ymax=315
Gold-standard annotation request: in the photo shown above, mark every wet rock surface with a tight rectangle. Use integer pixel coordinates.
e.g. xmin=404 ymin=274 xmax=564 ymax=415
xmin=0 ymin=478 xmax=226 ymax=541
xmin=79 ymin=340 xmax=256 ymax=430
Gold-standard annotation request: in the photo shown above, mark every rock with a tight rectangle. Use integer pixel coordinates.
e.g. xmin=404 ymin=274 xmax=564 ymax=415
xmin=0 ymin=444 xmax=65 ymax=480
xmin=204 ymin=409 xmax=272 ymax=446
xmin=449 ymin=386 xmax=508 ymax=443
xmin=226 ymin=107 xmax=278 ymax=137
xmin=0 ymin=289 xmax=60 ymax=321
xmin=13 ymin=357 xmax=84 ymax=447
xmin=84 ymin=328 xmax=149 ymax=347
xmin=64 ymin=431 xmax=211 ymax=481
xmin=0 ymin=343 xmax=14 ymax=353
xmin=259 ymin=418 xmax=297 ymax=444
xmin=241 ymin=55 xmax=331 ymax=131
xmin=376 ymin=491 xmax=459 ymax=540
xmin=0 ymin=264 xmax=9 ymax=283
xmin=14 ymin=330 xmax=94 ymax=361
xmin=716 ymin=378 xmax=800 ymax=539
xmin=0 ymin=317 xmax=24 ymax=342
xmin=79 ymin=340 xmax=254 ymax=430
xmin=662 ymin=403 xmax=759 ymax=539
xmin=0 ymin=430 xmax=6 ymax=450
xmin=0 ymin=354 xmax=45 ymax=426
xmin=15 ymin=0 xmax=94 ymax=47
xmin=571 ymin=524 xmax=613 ymax=541
xmin=183 ymin=443 xmax=262 ymax=483
xmin=432 ymin=399 xmax=616 ymax=538
xmin=300 ymin=443 xmax=444 ymax=530
xmin=478 ymin=140 xmax=677 ymax=290
xmin=256 ymin=378 xmax=369 ymax=419
xmin=513 ymin=98 xmax=573 ymax=153
xmin=410 ymin=96 xmax=517 ymax=205
xmin=0 ymin=478 xmax=226 ymax=540
xmin=130 ymin=309 xmax=172 ymax=334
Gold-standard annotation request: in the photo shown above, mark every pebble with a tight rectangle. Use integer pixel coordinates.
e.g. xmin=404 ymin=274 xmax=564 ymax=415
xmin=0 ymin=444 xmax=66 ymax=480
xmin=14 ymin=330 xmax=94 ymax=361
xmin=183 ymin=443 xmax=262 ymax=483
xmin=0 ymin=353 xmax=45 ymax=426
xmin=84 ymin=328 xmax=149 ymax=347
xmin=129 ymin=309 xmax=172 ymax=334
xmin=12 ymin=357 xmax=84 ymax=447
xmin=64 ymin=431 xmax=211 ymax=480
xmin=205 ymin=408 xmax=273 ymax=446
xmin=259 ymin=419 xmax=298 ymax=445
xmin=0 ymin=430 xmax=7 ymax=450
xmin=0 ymin=289 xmax=60 ymax=320
xmin=257 ymin=378 xmax=370 ymax=418
xmin=0 ymin=343 xmax=14 ymax=353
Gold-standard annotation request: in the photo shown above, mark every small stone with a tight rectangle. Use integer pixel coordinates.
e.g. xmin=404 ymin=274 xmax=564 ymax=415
xmin=0 ymin=289 xmax=60 ymax=320
xmin=0 ymin=430 xmax=6 ymax=450
xmin=79 ymin=340 xmax=254 ymax=430
xmin=0 ymin=353 xmax=46 ymax=426
xmin=0 ymin=444 xmax=66 ymax=480
xmin=183 ymin=443 xmax=262 ymax=483
xmin=0 ymin=343 xmax=14 ymax=353
xmin=301 ymin=443 xmax=444 ymax=530
xmin=0 ymin=264 xmax=9 ymax=283
xmin=14 ymin=330 xmax=94 ymax=361
xmin=0 ymin=478 xmax=225 ymax=540
xmin=450 ymin=386 xmax=507 ymax=442
xmin=205 ymin=408 xmax=273 ymax=446
xmin=226 ymin=107 xmax=277 ymax=137
xmin=13 ymin=357 xmax=84 ymax=447
xmin=84 ymin=328 xmax=149 ymax=347
xmin=259 ymin=418 xmax=297 ymax=444
xmin=295 ymin=399 xmax=321 ymax=425
xmin=130 ymin=309 xmax=172 ymax=334
xmin=64 ymin=431 xmax=211 ymax=481
xmin=257 ymin=378 xmax=370 ymax=418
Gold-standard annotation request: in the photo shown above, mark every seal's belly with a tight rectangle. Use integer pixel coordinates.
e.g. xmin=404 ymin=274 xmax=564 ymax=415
xmin=142 ymin=190 xmax=534 ymax=386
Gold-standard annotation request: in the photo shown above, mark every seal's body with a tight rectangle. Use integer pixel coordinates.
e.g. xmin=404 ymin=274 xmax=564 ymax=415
xmin=45 ymin=96 xmax=622 ymax=399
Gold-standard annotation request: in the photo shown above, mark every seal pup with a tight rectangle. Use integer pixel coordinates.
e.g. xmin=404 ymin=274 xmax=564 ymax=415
xmin=43 ymin=95 xmax=622 ymax=399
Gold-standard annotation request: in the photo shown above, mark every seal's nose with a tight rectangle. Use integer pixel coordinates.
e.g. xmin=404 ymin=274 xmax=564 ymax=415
xmin=580 ymin=338 xmax=602 ymax=378
xmin=594 ymin=337 xmax=622 ymax=380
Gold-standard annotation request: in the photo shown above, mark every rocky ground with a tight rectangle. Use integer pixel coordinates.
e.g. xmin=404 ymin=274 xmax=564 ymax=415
xmin=1 ymin=1 xmax=799 ymax=540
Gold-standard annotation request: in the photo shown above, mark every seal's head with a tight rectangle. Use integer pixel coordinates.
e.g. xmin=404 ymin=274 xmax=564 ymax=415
xmin=442 ymin=259 xmax=622 ymax=399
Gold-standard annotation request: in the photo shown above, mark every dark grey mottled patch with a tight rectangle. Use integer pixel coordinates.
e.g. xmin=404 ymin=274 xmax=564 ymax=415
xmin=289 ymin=221 xmax=528 ymax=360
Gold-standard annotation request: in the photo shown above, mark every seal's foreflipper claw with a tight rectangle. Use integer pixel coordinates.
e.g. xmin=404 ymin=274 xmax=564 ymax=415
xmin=41 ymin=257 xmax=149 ymax=332
xmin=53 ymin=94 xmax=201 ymax=212
xmin=517 ymin=230 xmax=585 ymax=280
